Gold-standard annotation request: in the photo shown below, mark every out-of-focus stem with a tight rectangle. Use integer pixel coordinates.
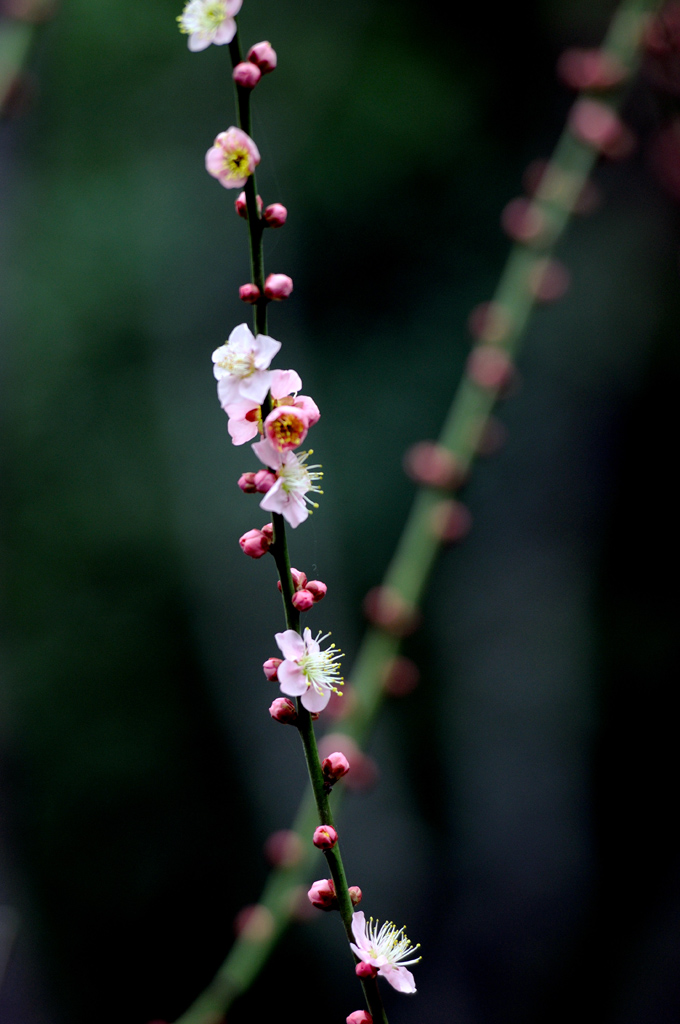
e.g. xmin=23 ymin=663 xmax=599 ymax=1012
xmin=174 ymin=2 xmax=660 ymax=1021
xmin=0 ymin=19 xmax=34 ymax=113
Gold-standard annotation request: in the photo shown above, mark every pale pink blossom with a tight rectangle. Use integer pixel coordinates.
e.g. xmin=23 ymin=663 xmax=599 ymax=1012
xmin=252 ymin=438 xmax=322 ymax=527
xmin=274 ymin=627 xmax=344 ymax=713
xmin=206 ymin=127 xmax=260 ymax=189
xmin=213 ymin=323 xmax=280 ymax=404
xmin=223 ymin=399 xmax=261 ymax=445
xmin=270 ymin=369 xmax=320 ymax=427
xmin=177 ymin=0 xmax=242 ymax=52
xmin=350 ymin=912 xmax=420 ymax=995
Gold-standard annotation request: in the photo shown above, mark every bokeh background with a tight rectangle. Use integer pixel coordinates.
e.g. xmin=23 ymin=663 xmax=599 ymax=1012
xmin=2 ymin=0 xmax=680 ymax=1022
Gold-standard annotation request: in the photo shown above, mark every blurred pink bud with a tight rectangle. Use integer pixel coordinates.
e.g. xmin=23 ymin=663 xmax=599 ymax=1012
xmin=261 ymin=523 xmax=274 ymax=543
xmin=238 ymin=471 xmax=258 ymax=493
xmin=233 ymin=60 xmax=261 ymax=88
xmin=569 ymin=98 xmax=635 ymax=159
xmin=263 ymin=657 xmax=282 ymax=681
xmin=234 ymin=904 xmax=275 ymax=941
xmin=467 ymin=300 xmax=511 ymax=343
xmin=312 ymin=825 xmax=338 ymax=850
xmin=254 ymin=469 xmax=277 ymax=493
xmin=347 ymin=1013 xmax=373 ymax=1024
xmin=234 ymin=191 xmax=263 ymax=219
xmin=307 ymin=877 xmax=337 ymax=910
xmin=403 ymin=441 xmax=463 ymax=490
xmin=363 ymin=586 xmax=421 ymax=637
xmin=264 ymin=273 xmax=293 ymax=300
xmin=430 ymin=499 xmax=473 ymax=545
xmin=263 ymin=202 xmax=288 ymax=227
xmin=239 ymin=527 xmax=272 ymax=558
xmin=248 ymin=40 xmax=277 ymax=73
xmin=348 ymin=885 xmax=363 ymax=906
xmin=650 ymin=119 xmax=680 ymax=202
xmin=305 ymin=580 xmax=327 ymax=602
xmin=290 ymin=567 xmax=308 ymax=589
xmin=501 ymin=197 xmax=547 ymax=244
xmin=356 ymin=961 xmax=378 ymax=980
xmin=466 ymin=344 xmax=515 ymax=392
xmin=321 ymin=751 xmax=350 ymax=784
xmin=264 ymin=829 xmax=304 ymax=867
xmin=382 ymin=656 xmax=420 ymax=697
xmin=528 ymin=257 xmax=571 ymax=303
xmin=292 ymin=589 xmax=315 ymax=612
xmin=239 ymin=283 xmax=260 ymax=304
xmin=269 ymin=697 xmax=298 ymax=724
xmin=557 ymin=48 xmax=627 ymax=90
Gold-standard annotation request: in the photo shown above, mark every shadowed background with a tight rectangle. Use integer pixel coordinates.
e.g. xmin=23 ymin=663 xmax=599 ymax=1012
xmin=1 ymin=1 xmax=679 ymax=1022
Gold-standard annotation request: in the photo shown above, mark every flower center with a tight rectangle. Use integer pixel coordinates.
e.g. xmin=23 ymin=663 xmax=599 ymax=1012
xmin=278 ymin=451 xmax=323 ymax=508
xmin=178 ymin=0 xmax=227 ymax=33
xmin=216 ymin=344 xmax=255 ymax=379
xmin=365 ymin=918 xmax=422 ymax=967
xmin=269 ymin=411 xmax=306 ymax=449
xmin=225 ymin=146 xmax=251 ymax=179
xmin=299 ymin=633 xmax=344 ymax=696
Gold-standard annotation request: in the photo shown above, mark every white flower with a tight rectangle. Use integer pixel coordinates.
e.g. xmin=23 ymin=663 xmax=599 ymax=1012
xmin=252 ymin=439 xmax=323 ymax=528
xmin=177 ymin=0 xmax=242 ymax=52
xmin=350 ymin=911 xmax=420 ymax=994
xmin=274 ymin=627 xmax=344 ymax=713
xmin=213 ymin=323 xmax=280 ymax=405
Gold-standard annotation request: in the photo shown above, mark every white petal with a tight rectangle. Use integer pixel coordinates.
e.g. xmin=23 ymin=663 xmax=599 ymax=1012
xmin=213 ymin=19 xmax=237 ymax=44
xmin=380 ymin=965 xmax=416 ymax=994
xmin=252 ymin=438 xmax=280 ymax=469
xmin=253 ymin=333 xmax=282 ymax=368
xmin=280 ymin=494 xmax=309 ymax=528
xmin=278 ymin=664 xmax=308 ymax=696
xmin=301 ymin=686 xmax=331 ymax=713
xmin=188 ymin=32 xmax=212 ymax=51
xmin=228 ymin=322 xmax=255 ymax=348
xmin=275 ymin=630 xmax=305 ymax=661
xmin=217 ymin=377 xmax=240 ymax=405
xmin=239 ymin=369 xmax=273 ymax=404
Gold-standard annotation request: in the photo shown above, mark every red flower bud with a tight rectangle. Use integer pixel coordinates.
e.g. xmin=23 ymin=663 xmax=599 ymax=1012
xmin=305 ymin=580 xmax=327 ymax=602
xmin=239 ymin=528 xmax=272 ymax=558
xmin=292 ymin=589 xmax=315 ymax=611
xmin=269 ymin=697 xmax=298 ymax=724
xmin=312 ymin=824 xmax=338 ymax=850
xmin=254 ymin=469 xmax=276 ymax=493
xmin=263 ymin=202 xmax=288 ymax=227
xmin=232 ymin=60 xmax=262 ymax=89
xmin=264 ymin=273 xmax=293 ymax=301
xmin=321 ymin=751 xmax=350 ymax=784
xmin=239 ymin=283 xmax=260 ymax=304
xmin=348 ymin=885 xmax=363 ymax=906
xmin=238 ymin=471 xmax=258 ymax=493
xmin=355 ymin=961 xmax=378 ymax=980
xmin=307 ymin=877 xmax=337 ymax=910
xmin=262 ymin=657 xmax=282 ymax=681
xmin=347 ymin=1013 xmax=373 ymax=1024
xmin=247 ymin=40 xmax=277 ymax=74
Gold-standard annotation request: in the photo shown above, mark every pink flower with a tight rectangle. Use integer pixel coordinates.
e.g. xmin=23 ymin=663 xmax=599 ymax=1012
xmin=223 ymin=399 xmax=261 ymax=445
xmin=270 ymin=369 xmax=321 ymax=427
xmin=264 ymin=405 xmax=309 ymax=451
xmin=350 ymin=911 xmax=420 ymax=995
xmin=177 ymin=0 xmax=242 ymax=52
xmin=274 ymin=627 xmax=344 ymax=713
xmin=213 ymin=323 xmax=280 ymax=404
xmin=206 ymin=126 xmax=260 ymax=189
xmin=252 ymin=438 xmax=323 ymax=528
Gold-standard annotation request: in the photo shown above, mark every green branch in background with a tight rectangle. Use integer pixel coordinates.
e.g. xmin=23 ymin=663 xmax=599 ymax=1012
xmin=174 ymin=1 xmax=662 ymax=1021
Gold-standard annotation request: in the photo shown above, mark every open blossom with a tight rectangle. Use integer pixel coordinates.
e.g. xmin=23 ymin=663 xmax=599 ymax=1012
xmin=252 ymin=438 xmax=323 ymax=528
xmin=270 ymin=369 xmax=321 ymax=426
xmin=177 ymin=0 xmax=242 ymax=52
xmin=274 ymin=627 xmax=344 ymax=713
xmin=350 ymin=911 xmax=420 ymax=994
xmin=206 ymin=127 xmax=260 ymax=189
xmin=213 ymin=323 xmax=280 ymax=405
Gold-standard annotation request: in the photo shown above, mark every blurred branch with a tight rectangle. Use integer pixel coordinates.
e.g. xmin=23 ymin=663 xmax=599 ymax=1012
xmin=1 ymin=1 xmax=55 ymax=118
xmin=174 ymin=1 xmax=661 ymax=1021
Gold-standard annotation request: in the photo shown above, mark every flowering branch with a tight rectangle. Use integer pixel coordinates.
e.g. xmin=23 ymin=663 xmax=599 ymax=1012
xmin=171 ymin=0 xmax=662 ymax=1022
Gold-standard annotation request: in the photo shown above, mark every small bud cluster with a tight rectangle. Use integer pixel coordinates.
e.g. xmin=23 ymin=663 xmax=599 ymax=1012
xmin=276 ymin=566 xmax=327 ymax=611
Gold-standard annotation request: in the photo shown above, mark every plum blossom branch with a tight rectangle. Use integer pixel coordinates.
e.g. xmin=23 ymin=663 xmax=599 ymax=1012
xmin=171 ymin=2 xmax=664 ymax=1022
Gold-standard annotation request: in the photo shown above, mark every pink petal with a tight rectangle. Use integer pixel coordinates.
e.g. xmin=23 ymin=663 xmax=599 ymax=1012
xmin=301 ymin=686 xmax=331 ymax=713
xmin=213 ymin=19 xmax=237 ymax=44
xmin=189 ymin=32 xmax=212 ymax=51
xmin=275 ymin=630 xmax=306 ymax=661
xmin=278 ymin=663 xmax=308 ymax=696
xmin=275 ymin=493 xmax=309 ymax=528
xmin=239 ymin=369 xmax=273 ymax=404
xmin=295 ymin=394 xmax=320 ymax=426
xmin=225 ymin=0 xmax=243 ymax=15
xmin=379 ymin=965 xmax=416 ymax=995
xmin=216 ymin=376 xmax=239 ymax=404
xmin=228 ymin=417 xmax=259 ymax=445
xmin=252 ymin=333 xmax=282 ymax=369
xmin=205 ymin=146 xmax=225 ymax=175
xmin=252 ymin=438 xmax=281 ymax=470
xmin=351 ymin=911 xmax=368 ymax=948
xmin=270 ymin=369 xmax=302 ymax=399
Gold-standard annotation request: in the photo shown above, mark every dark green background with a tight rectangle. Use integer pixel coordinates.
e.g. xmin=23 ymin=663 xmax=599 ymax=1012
xmin=1 ymin=2 xmax=679 ymax=1022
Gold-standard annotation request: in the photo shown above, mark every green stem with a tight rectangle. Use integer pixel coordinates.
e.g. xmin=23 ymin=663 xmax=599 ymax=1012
xmin=174 ymin=2 xmax=661 ymax=1022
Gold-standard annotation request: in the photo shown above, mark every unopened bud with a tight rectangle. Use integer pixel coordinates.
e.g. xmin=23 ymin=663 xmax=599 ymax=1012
xmin=264 ymin=273 xmax=293 ymax=301
xmin=261 ymin=523 xmax=274 ymax=542
xmin=348 ymin=885 xmax=363 ymax=906
xmin=363 ymin=586 xmax=421 ymax=637
xmin=264 ymin=829 xmax=304 ymax=867
xmin=355 ymin=961 xmax=378 ymax=980
xmin=238 ymin=471 xmax=258 ymax=493
xmin=466 ymin=344 xmax=515 ymax=393
xmin=290 ymin=567 xmax=308 ymax=589
xmin=269 ymin=697 xmax=298 ymax=724
xmin=292 ymin=589 xmax=315 ymax=611
xmin=263 ymin=657 xmax=282 ymax=681
xmin=239 ymin=283 xmax=261 ymax=304
xmin=527 ymin=257 xmax=570 ymax=303
xmin=556 ymin=47 xmax=627 ymax=91
xmin=430 ymin=499 xmax=472 ymax=545
xmin=234 ymin=191 xmax=263 ymax=219
xmin=347 ymin=1013 xmax=373 ymax=1024
xmin=569 ymin=98 xmax=635 ymax=159
xmin=239 ymin=527 xmax=272 ymax=558
xmin=501 ymin=197 xmax=548 ymax=244
xmin=312 ymin=824 xmax=338 ymax=850
xmin=305 ymin=580 xmax=327 ymax=602
xmin=403 ymin=441 xmax=464 ymax=490
xmin=263 ymin=202 xmax=288 ymax=227
xmin=232 ymin=60 xmax=262 ymax=89
xmin=307 ymin=877 xmax=337 ymax=910
xmin=322 ymin=751 xmax=350 ymax=784
xmin=234 ymin=904 xmax=275 ymax=942
xmin=247 ymin=40 xmax=277 ymax=74
xmin=467 ymin=300 xmax=511 ymax=343
xmin=254 ymin=469 xmax=276 ymax=493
